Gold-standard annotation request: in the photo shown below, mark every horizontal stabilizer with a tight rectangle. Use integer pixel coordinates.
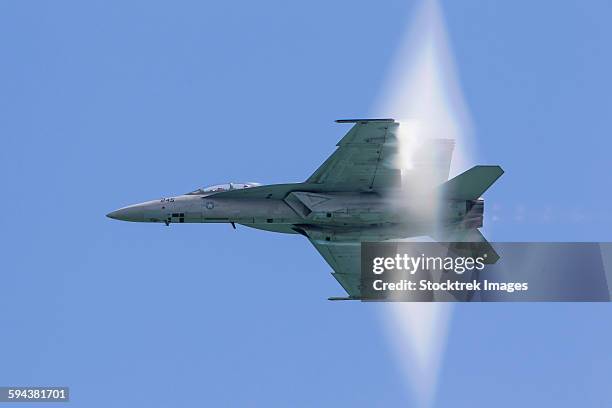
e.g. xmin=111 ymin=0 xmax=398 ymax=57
xmin=445 ymin=229 xmax=500 ymax=265
xmin=441 ymin=165 xmax=504 ymax=200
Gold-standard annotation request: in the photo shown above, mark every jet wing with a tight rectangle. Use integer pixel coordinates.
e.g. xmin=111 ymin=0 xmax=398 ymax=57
xmin=306 ymin=119 xmax=401 ymax=191
xmin=307 ymin=229 xmax=498 ymax=301
xmin=307 ymin=119 xmax=455 ymax=191
xmin=306 ymin=237 xmax=363 ymax=299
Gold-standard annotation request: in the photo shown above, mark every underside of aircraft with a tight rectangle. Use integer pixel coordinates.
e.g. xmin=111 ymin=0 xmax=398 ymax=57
xmin=108 ymin=118 xmax=503 ymax=299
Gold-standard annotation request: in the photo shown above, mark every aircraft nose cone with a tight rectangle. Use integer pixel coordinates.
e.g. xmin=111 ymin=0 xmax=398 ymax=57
xmin=106 ymin=210 xmax=122 ymax=220
xmin=106 ymin=205 xmax=145 ymax=222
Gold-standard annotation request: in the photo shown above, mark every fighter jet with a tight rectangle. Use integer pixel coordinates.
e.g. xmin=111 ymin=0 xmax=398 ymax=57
xmin=107 ymin=119 xmax=503 ymax=299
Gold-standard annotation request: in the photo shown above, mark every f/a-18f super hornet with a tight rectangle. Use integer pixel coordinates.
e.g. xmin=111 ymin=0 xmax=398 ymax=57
xmin=107 ymin=119 xmax=503 ymax=299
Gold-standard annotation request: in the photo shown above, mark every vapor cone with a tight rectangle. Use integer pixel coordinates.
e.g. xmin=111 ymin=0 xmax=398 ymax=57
xmin=372 ymin=0 xmax=475 ymax=406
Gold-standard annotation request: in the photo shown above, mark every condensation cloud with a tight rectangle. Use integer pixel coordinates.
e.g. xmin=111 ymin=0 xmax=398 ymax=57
xmin=372 ymin=0 xmax=475 ymax=406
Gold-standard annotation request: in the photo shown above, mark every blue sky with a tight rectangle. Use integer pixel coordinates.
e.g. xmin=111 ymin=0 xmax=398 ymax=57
xmin=1 ymin=0 xmax=611 ymax=406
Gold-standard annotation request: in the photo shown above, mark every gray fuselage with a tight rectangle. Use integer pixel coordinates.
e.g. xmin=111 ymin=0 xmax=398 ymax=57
xmin=107 ymin=184 xmax=483 ymax=242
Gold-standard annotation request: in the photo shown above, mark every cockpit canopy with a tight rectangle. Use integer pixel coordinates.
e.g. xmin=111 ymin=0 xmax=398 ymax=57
xmin=187 ymin=182 xmax=261 ymax=195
